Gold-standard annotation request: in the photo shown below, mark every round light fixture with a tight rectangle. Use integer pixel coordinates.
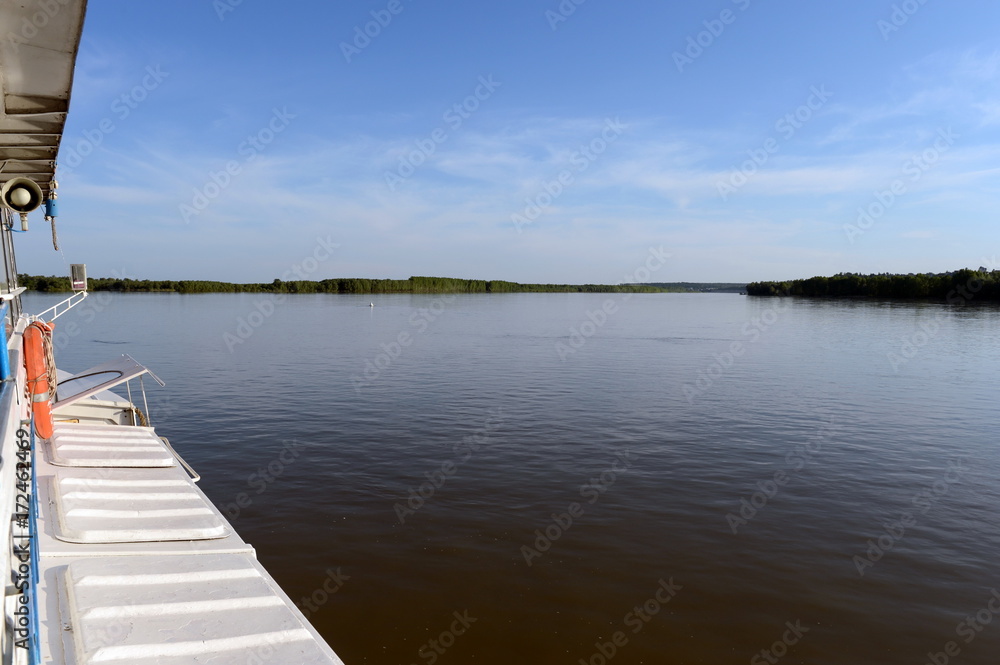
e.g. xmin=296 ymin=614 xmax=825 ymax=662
xmin=10 ymin=187 xmax=31 ymax=208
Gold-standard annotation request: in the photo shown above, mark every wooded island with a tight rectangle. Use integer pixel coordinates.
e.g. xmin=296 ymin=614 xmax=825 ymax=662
xmin=747 ymin=268 xmax=998 ymax=300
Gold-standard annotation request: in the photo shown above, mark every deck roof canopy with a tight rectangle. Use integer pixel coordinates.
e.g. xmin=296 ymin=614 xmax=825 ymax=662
xmin=0 ymin=0 xmax=88 ymax=199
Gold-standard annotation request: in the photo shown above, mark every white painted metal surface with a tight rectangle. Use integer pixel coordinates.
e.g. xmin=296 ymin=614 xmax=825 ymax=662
xmin=55 ymin=553 xmax=344 ymax=665
xmin=54 ymin=355 xmax=164 ymax=410
xmin=45 ymin=423 xmax=175 ymax=468
xmin=48 ymin=467 xmax=229 ymax=544
xmin=55 ymin=369 xmax=128 ymax=405
xmin=30 ymin=416 xmax=345 ymax=663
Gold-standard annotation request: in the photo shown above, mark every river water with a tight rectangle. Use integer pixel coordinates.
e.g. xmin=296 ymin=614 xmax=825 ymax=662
xmin=24 ymin=291 xmax=1000 ymax=665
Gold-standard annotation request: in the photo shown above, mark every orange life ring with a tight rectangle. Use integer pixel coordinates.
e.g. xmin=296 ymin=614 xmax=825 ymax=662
xmin=24 ymin=321 xmax=54 ymax=439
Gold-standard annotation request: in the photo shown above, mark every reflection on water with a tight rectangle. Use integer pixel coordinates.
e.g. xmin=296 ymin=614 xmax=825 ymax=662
xmin=26 ymin=292 xmax=1000 ymax=664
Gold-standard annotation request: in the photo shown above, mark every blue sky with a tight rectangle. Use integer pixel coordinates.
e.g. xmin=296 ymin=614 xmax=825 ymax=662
xmin=18 ymin=0 xmax=1000 ymax=283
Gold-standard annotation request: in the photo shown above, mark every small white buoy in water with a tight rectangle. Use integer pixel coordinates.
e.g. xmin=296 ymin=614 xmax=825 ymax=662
xmin=370 ymin=302 xmax=374 ymax=307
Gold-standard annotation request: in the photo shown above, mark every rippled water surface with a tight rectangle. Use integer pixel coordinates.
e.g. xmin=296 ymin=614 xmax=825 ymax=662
xmin=24 ymin=291 xmax=1000 ymax=665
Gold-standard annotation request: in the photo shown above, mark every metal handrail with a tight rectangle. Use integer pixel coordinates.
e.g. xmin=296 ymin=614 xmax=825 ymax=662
xmin=32 ymin=290 xmax=88 ymax=322
xmin=160 ymin=437 xmax=201 ymax=483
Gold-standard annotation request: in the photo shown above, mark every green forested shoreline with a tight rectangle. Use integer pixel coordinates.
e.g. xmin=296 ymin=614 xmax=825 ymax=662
xmin=25 ymin=270 xmax=998 ymax=300
xmin=18 ymin=274 xmax=676 ymax=295
xmin=746 ymin=269 xmax=1000 ymax=301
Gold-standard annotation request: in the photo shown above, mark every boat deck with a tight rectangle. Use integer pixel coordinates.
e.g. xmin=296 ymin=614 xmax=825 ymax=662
xmin=33 ymin=418 xmax=344 ymax=664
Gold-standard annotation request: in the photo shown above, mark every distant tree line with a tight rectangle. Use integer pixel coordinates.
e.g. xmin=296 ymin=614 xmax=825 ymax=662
xmin=18 ymin=274 xmax=671 ymax=295
xmin=646 ymin=282 xmax=746 ymax=293
xmin=746 ymin=269 xmax=1000 ymax=300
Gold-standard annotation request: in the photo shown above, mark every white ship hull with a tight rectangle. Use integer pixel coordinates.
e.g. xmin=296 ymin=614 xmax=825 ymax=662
xmin=0 ymin=1 xmax=347 ymax=662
